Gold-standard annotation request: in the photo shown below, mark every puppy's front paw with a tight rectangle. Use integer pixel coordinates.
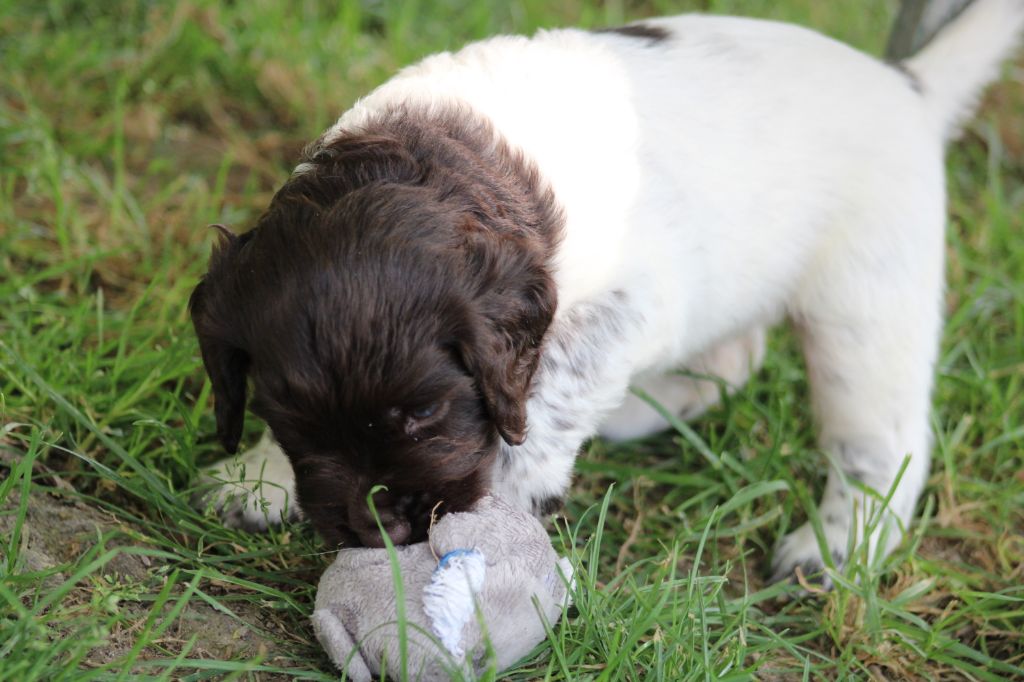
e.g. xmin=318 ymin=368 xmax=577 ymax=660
xmin=769 ymin=523 xmax=844 ymax=588
xmin=193 ymin=434 xmax=301 ymax=532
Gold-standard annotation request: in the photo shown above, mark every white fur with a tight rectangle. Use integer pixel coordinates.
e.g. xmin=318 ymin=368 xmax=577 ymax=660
xmin=200 ymin=431 xmax=301 ymax=531
xmin=207 ymin=3 xmax=1023 ymax=575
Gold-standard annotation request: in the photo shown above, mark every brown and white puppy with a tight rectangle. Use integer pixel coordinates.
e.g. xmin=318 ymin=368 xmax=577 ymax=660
xmin=191 ymin=5 xmax=1023 ymax=581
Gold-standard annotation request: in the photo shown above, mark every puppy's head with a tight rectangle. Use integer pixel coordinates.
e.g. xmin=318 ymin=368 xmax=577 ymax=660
xmin=189 ymin=111 xmax=560 ymax=547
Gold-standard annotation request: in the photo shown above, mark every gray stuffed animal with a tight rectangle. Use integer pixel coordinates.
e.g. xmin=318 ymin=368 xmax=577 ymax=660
xmin=312 ymin=494 xmax=573 ymax=681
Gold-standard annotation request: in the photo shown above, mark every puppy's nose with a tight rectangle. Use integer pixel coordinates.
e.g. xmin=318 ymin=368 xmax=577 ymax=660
xmin=355 ymin=515 xmax=412 ymax=548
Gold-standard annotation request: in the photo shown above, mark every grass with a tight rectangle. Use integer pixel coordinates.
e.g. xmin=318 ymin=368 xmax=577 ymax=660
xmin=1 ymin=0 xmax=1022 ymax=678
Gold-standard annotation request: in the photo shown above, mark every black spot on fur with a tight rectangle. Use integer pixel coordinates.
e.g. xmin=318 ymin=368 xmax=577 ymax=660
xmin=797 ymin=559 xmax=826 ymax=579
xmin=595 ymin=23 xmax=670 ymax=45
xmin=845 ymin=468 xmax=870 ymax=485
xmin=770 ymin=558 xmax=831 ymax=590
xmin=835 ymin=440 xmax=873 ymax=485
xmin=552 ymin=415 xmax=575 ymax=432
xmin=532 ymin=496 xmax=564 ymax=516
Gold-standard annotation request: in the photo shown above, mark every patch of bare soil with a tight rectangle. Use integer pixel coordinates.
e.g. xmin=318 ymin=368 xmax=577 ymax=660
xmin=0 ymin=481 xmax=305 ymax=676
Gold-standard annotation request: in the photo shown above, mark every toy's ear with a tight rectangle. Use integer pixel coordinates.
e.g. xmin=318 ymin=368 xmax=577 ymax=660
xmin=311 ymin=608 xmax=373 ymax=682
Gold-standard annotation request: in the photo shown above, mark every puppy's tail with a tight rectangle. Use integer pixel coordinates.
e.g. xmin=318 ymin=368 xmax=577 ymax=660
xmin=903 ymin=0 xmax=1024 ymax=141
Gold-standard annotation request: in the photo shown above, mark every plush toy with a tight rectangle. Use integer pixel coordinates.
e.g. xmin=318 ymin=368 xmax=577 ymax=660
xmin=312 ymin=494 xmax=573 ymax=681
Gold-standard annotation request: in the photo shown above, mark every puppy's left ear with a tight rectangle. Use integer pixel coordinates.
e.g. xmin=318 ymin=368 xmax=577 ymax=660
xmin=458 ymin=235 xmax=556 ymax=446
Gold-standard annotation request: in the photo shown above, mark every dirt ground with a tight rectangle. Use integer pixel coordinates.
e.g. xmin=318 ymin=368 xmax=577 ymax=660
xmin=1 ymin=478 xmax=309 ymax=677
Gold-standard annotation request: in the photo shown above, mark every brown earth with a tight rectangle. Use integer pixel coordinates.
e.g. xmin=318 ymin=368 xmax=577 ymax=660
xmin=0 ymin=466 xmax=314 ymax=678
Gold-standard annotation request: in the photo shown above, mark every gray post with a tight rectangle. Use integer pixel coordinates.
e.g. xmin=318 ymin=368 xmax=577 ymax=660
xmin=886 ymin=0 xmax=975 ymax=59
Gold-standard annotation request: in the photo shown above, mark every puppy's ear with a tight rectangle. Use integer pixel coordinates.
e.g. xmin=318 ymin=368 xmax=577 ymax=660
xmin=189 ymin=228 xmax=250 ymax=453
xmin=458 ymin=232 xmax=556 ymax=446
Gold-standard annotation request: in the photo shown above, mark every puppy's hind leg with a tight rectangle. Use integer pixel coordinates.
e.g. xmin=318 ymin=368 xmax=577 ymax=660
xmin=598 ymin=327 xmax=767 ymax=442
xmin=771 ymin=204 xmax=943 ymax=584
xmin=194 ymin=430 xmax=302 ymax=531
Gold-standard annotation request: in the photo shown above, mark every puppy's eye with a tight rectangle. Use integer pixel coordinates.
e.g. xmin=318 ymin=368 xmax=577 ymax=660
xmin=411 ymin=404 xmax=439 ymax=420
xmin=404 ymin=400 xmax=450 ymax=432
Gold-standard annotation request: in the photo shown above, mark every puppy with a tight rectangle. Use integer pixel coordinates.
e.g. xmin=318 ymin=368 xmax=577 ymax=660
xmin=190 ymin=2 xmax=1024 ymax=580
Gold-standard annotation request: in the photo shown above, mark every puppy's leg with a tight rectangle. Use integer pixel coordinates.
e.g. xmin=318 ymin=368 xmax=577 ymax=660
xmin=196 ymin=430 xmax=302 ymax=531
xmin=599 ymin=327 xmax=766 ymax=442
xmin=772 ymin=216 xmax=942 ymax=582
